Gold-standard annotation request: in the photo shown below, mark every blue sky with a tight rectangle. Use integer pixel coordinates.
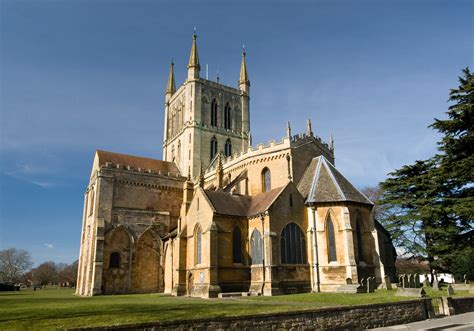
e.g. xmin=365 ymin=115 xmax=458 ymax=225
xmin=1 ymin=0 xmax=472 ymax=265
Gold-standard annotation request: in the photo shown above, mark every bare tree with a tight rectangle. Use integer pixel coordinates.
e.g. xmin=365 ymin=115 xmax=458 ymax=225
xmin=58 ymin=260 xmax=78 ymax=286
xmin=0 ymin=248 xmax=33 ymax=283
xmin=31 ymin=261 xmax=58 ymax=286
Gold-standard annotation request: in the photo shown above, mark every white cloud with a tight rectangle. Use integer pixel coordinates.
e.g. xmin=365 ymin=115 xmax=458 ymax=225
xmin=44 ymin=243 xmax=54 ymax=249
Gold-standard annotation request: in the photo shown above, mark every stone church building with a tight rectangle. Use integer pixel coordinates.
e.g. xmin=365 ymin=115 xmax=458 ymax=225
xmin=76 ymin=33 xmax=396 ymax=297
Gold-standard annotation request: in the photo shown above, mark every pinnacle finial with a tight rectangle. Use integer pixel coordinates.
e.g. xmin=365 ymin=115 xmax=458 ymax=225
xmin=216 ymin=70 xmax=220 ymax=83
xmin=198 ymin=162 xmax=204 ymax=188
xmin=239 ymin=46 xmax=249 ymax=86
xmin=329 ymin=134 xmax=334 ymax=150
xmin=287 ymin=121 xmax=292 ymax=138
xmin=166 ymin=60 xmax=176 ymax=95
xmin=306 ymin=118 xmax=313 ymax=136
xmin=188 ymin=28 xmax=200 ymax=70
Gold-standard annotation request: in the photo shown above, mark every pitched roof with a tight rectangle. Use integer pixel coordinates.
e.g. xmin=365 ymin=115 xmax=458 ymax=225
xmin=297 ymin=156 xmax=373 ymax=205
xmin=96 ymin=150 xmax=180 ymax=175
xmin=203 ymin=185 xmax=287 ymax=217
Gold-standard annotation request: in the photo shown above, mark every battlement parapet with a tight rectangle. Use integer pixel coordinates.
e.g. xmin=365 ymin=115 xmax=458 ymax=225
xmin=101 ymin=162 xmax=184 ymax=180
xmin=206 ymin=131 xmax=333 ymax=175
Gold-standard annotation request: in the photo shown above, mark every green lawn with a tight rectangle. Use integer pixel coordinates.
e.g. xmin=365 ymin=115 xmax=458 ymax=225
xmin=0 ymin=287 xmax=471 ymax=330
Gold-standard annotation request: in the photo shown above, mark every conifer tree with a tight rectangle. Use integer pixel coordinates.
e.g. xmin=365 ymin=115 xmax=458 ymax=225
xmin=380 ymin=68 xmax=473 ymax=276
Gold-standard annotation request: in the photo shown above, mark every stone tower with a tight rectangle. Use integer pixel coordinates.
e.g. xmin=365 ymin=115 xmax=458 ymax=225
xmin=162 ymin=32 xmax=250 ymax=178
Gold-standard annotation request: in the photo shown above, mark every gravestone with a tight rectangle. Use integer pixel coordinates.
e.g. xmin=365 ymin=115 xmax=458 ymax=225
xmin=447 ymin=284 xmax=454 ymax=296
xmin=464 ymin=274 xmax=468 ymax=284
xmin=403 ymin=274 xmax=409 ymax=288
xmin=384 ymin=275 xmax=392 ymax=290
xmin=396 ymin=287 xmax=426 ymax=298
xmin=433 ymin=277 xmax=439 ymax=290
xmin=360 ymin=278 xmax=365 ymax=286
xmin=346 ymin=278 xmax=352 ymax=285
xmin=414 ymin=273 xmax=421 ymax=288
xmin=409 ymin=274 xmax=415 ymax=288
xmin=423 ymin=274 xmax=430 ymax=287
xmin=367 ymin=277 xmax=375 ymax=293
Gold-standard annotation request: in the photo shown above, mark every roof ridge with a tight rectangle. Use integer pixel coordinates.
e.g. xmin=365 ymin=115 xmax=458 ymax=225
xmin=323 ymin=157 xmax=373 ymax=205
xmin=307 ymin=156 xmax=323 ymax=202
xmin=321 ymin=157 xmax=347 ymax=201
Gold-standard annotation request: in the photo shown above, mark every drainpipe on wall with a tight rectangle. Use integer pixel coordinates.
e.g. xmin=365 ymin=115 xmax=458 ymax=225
xmin=311 ymin=205 xmax=320 ymax=292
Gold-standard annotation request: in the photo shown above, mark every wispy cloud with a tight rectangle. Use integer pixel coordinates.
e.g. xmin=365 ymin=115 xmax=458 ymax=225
xmin=44 ymin=243 xmax=54 ymax=249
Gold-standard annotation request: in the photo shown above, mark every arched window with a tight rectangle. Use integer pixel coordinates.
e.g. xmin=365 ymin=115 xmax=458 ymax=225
xmin=261 ymin=167 xmax=271 ymax=192
xmin=327 ymin=216 xmax=337 ymax=262
xmin=224 ymin=138 xmax=232 ymax=157
xmin=211 ymin=99 xmax=218 ymax=127
xmin=210 ymin=136 xmax=218 ymax=161
xmin=281 ymin=223 xmax=307 ymax=264
xmin=355 ymin=216 xmax=364 ymax=263
xmin=195 ymin=225 xmax=202 ymax=265
xmin=232 ymin=227 xmax=242 ymax=263
xmin=250 ymin=229 xmax=263 ymax=265
xmin=224 ymin=103 xmax=231 ymax=130
xmin=109 ymin=252 xmax=120 ymax=268
xmin=88 ymin=188 xmax=94 ymax=216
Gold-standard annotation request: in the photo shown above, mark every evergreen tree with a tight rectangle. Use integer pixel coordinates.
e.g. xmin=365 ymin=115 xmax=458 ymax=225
xmin=380 ymin=68 xmax=473 ymax=275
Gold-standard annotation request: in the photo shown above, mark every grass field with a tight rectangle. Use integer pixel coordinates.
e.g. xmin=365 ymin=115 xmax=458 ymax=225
xmin=0 ymin=287 xmax=471 ymax=330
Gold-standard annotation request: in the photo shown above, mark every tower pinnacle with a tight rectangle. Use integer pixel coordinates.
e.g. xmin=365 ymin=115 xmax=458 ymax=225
xmin=187 ymin=30 xmax=200 ymax=79
xmin=165 ymin=60 xmax=176 ymax=97
xmin=239 ymin=47 xmax=250 ymax=90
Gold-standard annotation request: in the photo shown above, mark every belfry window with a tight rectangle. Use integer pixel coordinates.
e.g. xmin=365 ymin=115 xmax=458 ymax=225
xmin=195 ymin=225 xmax=202 ymax=265
xmin=224 ymin=103 xmax=231 ymax=130
xmin=210 ymin=136 xmax=218 ymax=161
xmin=211 ymin=99 xmax=218 ymax=127
xmin=281 ymin=223 xmax=307 ymax=264
xmin=224 ymin=139 xmax=232 ymax=157
xmin=232 ymin=227 xmax=242 ymax=263
xmin=261 ymin=167 xmax=271 ymax=192
xmin=250 ymin=229 xmax=263 ymax=264
xmin=327 ymin=216 xmax=337 ymax=262
xmin=109 ymin=252 xmax=120 ymax=268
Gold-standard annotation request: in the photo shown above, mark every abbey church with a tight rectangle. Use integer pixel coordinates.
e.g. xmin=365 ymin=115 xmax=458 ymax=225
xmin=76 ymin=33 xmax=396 ymax=298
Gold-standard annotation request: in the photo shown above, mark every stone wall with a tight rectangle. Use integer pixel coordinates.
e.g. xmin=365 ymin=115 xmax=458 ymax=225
xmin=450 ymin=296 xmax=474 ymax=314
xmin=69 ymin=299 xmax=430 ymax=331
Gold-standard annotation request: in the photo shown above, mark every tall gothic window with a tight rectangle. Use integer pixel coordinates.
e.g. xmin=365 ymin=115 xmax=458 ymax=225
xmin=195 ymin=225 xmax=202 ymax=265
xmin=250 ymin=229 xmax=263 ymax=264
xmin=355 ymin=216 xmax=364 ymax=263
xmin=327 ymin=216 xmax=337 ymax=262
xmin=281 ymin=223 xmax=307 ymax=264
xmin=210 ymin=136 xmax=218 ymax=161
xmin=224 ymin=139 xmax=232 ymax=157
xmin=211 ymin=99 xmax=218 ymax=127
xmin=109 ymin=252 xmax=120 ymax=268
xmin=232 ymin=227 xmax=242 ymax=263
xmin=261 ymin=167 xmax=271 ymax=192
xmin=224 ymin=102 xmax=231 ymax=130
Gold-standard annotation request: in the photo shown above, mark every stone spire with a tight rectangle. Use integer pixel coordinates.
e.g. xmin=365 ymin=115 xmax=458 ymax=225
xmin=306 ymin=118 xmax=313 ymax=137
xmin=187 ymin=29 xmax=200 ymax=80
xmin=239 ymin=46 xmax=250 ymax=94
xmin=287 ymin=121 xmax=292 ymax=138
xmin=329 ymin=134 xmax=334 ymax=150
xmin=165 ymin=60 xmax=176 ymax=97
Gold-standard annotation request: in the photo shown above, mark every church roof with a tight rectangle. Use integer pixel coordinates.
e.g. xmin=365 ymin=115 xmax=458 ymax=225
xmin=96 ymin=150 xmax=180 ymax=175
xmin=203 ymin=185 xmax=287 ymax=217
xmin=297 ymin=156 xmax=373 ymax=205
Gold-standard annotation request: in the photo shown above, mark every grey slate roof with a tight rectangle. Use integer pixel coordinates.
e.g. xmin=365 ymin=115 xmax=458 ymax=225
xmin=297 ymin=156 xmax=373 ymax=205
xmin=203 ymin=185 xmax=287 ymax=217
